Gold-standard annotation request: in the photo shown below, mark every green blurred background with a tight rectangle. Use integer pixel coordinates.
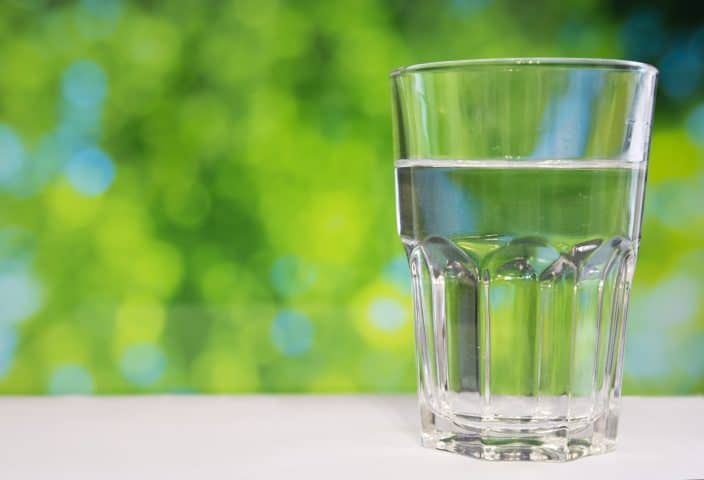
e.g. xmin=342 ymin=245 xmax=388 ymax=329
xmin=0 ymin=0 xmax=702 ymax=394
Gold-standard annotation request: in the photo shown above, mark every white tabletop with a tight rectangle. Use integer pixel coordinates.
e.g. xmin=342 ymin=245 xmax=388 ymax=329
xmin=0 ymin=395 xmax=702 ymax=479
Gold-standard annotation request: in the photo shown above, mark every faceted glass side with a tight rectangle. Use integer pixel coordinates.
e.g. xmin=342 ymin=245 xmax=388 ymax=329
xmin=409 ymin=236 xmax=635 ymax=461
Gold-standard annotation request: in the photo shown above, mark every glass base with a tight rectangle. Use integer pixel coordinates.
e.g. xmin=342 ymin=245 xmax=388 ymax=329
xmin=420 ymin=404 xmax=617 ymax=462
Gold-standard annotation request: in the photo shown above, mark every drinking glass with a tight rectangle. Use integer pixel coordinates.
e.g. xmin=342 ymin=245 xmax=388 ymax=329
xmin=391 ymin=58 xmax=657 ymax=461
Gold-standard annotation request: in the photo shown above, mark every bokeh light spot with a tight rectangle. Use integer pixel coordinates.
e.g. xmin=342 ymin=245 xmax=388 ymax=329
xmin=0 ymin=125 xmax=25 ymax=186
xmin=353 ymin=281 xmax=412 ymax=349
xmin=625 ymin=326 xmax=671 ymax=379
xmin=10 ymin=134 xmax=67 ymax=197
xmin=627 ymin=274 xmax=700 ymax=380
xmin=62 ymin=60 xmax=108 ymax=108
xmin=163 ymin=182 xmax=211 ymax=228
xmin=81 ymin=0 xmax=122 ymax=21
xmin=632 ymin=274 xmax=699 ymax=327
xmin=120 ymin=343 xmax=167 ymax=387
xmin=659 ymin=43 xmax=704 ymax=100
xmin=65 ymin=147 xmax=116 ymax=196
xmin=620 ymin=10 xmax=666 ymax=60
xmin=115 ymin=296 xmax=166 ymax=345
xmin=301 ymin=191 xmax=368 ymax=264
xmin=270 ymin=256 xmax=316 ymax=297
xmin=271 ymin=310 xmax=314 ymax=356
xmin=0 ymin=264 xmax=43 ymax=325
xmin=0 ymin=325 xmax=18 ymax=380
xmin=648 ymin=178 xmax=704 ymax=228
xmin=131 ymin=241 xmax=184 ymax=298
xmin=192 ymin=351 xmax=260 ymax=392
xmin=48 ymin=364 xmax=94 ymax=395
xmin=368 ymin=298 xmax=407 ymax=332
xmin=75 ymin=0 xmax=123 ymax=39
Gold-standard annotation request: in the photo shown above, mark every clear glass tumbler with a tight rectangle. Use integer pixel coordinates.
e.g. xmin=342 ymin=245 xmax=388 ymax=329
xmin=392 ymin=58 xmax=657 ymax=461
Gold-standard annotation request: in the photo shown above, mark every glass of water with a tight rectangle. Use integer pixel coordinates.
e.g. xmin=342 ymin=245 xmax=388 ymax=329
xmin=392 ymin=58 xmax=657 ymax=461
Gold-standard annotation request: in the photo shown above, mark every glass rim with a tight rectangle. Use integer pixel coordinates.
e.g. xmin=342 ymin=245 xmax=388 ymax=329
xmin=390 ymin=57 xmax=658 ymax=78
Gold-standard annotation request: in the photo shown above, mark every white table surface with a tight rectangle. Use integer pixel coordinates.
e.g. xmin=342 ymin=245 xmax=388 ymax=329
xmin=0 ymin=395 xmax=702 ymax=479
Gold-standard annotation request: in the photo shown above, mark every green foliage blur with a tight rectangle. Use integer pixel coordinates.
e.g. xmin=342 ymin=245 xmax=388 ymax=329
xmin=0 ymin=0 xmax=701 ymax=394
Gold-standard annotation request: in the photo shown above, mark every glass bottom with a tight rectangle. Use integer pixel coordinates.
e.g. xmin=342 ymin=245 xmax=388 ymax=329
xmin=420 ymin=403 xmax=618 ymax=462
